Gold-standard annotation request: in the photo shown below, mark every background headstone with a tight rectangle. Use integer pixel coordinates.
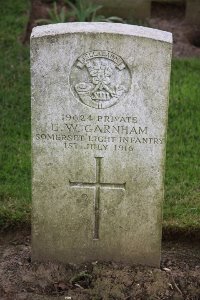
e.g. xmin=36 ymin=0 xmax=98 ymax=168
xmin=93 ymin=0 xmax=151 ymax=19
xmin=92 ymin=0 xmax=200 ymax=25
xmin=186 ymin=0 xmax=200 ymax=25
xmin=31 ymin=23 xmax=172 ymax=267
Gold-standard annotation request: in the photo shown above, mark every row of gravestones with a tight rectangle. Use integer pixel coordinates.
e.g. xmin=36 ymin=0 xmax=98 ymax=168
xmin=92 ymin=0 xmax=200 ymax=24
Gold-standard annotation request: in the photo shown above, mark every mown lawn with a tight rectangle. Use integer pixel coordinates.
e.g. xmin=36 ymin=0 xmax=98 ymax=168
xmin=0 ymin=0 xmax=31 ymax=228
xmin=0 ymin=0 xmax=199 ymax=230
xmin=164 ymin=59 xmax=200 ymax=229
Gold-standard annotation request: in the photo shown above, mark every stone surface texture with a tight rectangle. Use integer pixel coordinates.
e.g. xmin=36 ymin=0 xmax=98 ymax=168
xmin=31 ymin=23 xmax=172 ymax=267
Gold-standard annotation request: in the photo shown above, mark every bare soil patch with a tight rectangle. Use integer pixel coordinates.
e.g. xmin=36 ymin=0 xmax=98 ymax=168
xmin=150 ymin=2 xmax=200 ymax=58
xmin=24 ymin=0 xmax=200 ymax=58
xmin=0 ymin=230 xmax=199 ymax=300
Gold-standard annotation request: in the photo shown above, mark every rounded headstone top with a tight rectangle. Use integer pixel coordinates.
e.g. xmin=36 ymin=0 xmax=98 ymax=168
xmin=31 ymin=22 xmax=172 ymax=44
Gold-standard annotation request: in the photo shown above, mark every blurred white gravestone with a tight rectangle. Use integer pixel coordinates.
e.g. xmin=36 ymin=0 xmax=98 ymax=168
xmin=31 ymin=23 xmax=172 ymax=267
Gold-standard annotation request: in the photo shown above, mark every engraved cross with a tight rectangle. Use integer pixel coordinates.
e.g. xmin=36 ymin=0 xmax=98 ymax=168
xmin=69 ymin=157 xmax=126 ymax=240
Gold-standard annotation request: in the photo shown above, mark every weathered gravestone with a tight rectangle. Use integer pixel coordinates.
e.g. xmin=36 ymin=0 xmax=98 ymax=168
xmin=31 ymin=23 xmax=172 ymax=267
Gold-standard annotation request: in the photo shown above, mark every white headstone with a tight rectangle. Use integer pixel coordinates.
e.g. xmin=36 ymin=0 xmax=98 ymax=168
xmin=31 ymin=23 xmax=172 ymax=267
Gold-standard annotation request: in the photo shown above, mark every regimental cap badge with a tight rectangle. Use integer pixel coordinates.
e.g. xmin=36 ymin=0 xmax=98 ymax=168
xmin=70 ymin=50 xmax=131 ymax=109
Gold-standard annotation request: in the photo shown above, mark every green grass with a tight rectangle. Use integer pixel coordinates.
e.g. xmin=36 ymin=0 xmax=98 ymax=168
xmin=0 ymin=0 xmax=199 ymax=230
xmin=0 ymin=0 xmax=31 ymax=228
xmin=164 ymin=59 xmax=200 ymax=229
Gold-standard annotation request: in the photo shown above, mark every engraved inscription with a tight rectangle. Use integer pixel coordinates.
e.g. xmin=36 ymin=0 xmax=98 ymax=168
xmin=35 ymin=114 xmax=165 ymax=151
xmin=70 ymin=50 xmax=131 ymax=109
xmin=69 ymin=157 xmax=126 ymax=239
